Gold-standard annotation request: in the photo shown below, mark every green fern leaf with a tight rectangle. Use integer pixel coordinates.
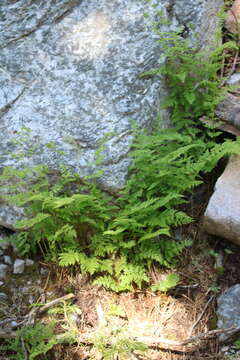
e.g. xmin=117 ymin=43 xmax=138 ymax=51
xmin=151 ymin=273 xmax=180 ymax=292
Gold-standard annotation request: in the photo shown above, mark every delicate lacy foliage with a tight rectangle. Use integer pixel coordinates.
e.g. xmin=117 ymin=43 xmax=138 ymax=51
xmin=92 ymin=333 xmax=147 ymax=360
xmin=1 ymin=23 xmax=240 ymax=292
xmin=142 ymin=11 xmax=237 ymax=132
xmin=0 ymin=323 xmax=58 ymax=360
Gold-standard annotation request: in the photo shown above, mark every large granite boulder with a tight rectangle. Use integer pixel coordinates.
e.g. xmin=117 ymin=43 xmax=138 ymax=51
xmin=0 ymin=0 xmax=223 ymax=228
xmin=203 ymin=155 xmax=240 ymax=246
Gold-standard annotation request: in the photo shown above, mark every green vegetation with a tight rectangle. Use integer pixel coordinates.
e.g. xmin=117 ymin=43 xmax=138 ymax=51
xmin=1 ymin=12 xmax=240 ymax=294
xmin=1 ymin=323 xmax=58 ymax=360
xmin=151 ymin=272 xmax=180 ymax=292
xmin=143 ymin=10 xmax=236 ymax=131
xmin=2 ymin=6 xmax=240 ymax=360
xmin=1 ymin=299 xmax=147 ymax=360
xmin=92 ymin=333 xmax=147 ymax=360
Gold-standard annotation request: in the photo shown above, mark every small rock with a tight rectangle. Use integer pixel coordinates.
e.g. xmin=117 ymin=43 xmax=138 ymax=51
xmin=227 ymin=73 xmax=240 ymax=86
xmin=12 ymin=243 xmax=18 ymax=253
xmin=40 ymin=268 xmax=49 ymax=276
xmin=214 ymin=250 xmax=224 ymax=269
xmin=10 ymin=321 xmax=18 ymax=328
xmin=215 ymin=93 xmax=240 ymax=130
xmin=13 ymin=259 xmax=25 ymax=274
xmin=217 ymin=284 xmax=240 ymax=341
xmin=3 ymin=255 xmax=12 ymax=265
xmin=29 ymin=294 xmax=34 ymax=304
xmin=0 ymin=204 xmax=25 ymax=231
xmin=203 ymin=155 xmax=240 ymax=245
xmin=0 ymin=241 xmax=10 ymax=251
xmin=0 ymin=281 xmax=4 ymax=286
xmin=0 ymin=292 xmax=8 ymax=301
xmin=25 ymin=259 xmax=34 ymax=267
xmin=221 ymin=346 xmax=230 ymax=353
xmin=0 ymin=264 xmax=8 ymax=279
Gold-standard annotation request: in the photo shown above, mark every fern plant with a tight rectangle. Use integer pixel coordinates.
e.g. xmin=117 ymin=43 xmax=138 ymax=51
xmin=142 ymin=9 xmax=237 ymax=132
xmin=0 ymin=323 xmax=58 ymax=360
xmin=92 ymin=332 xmax=147 ymax=360
xmin=1 ymin=12 xmax=240 ymax=292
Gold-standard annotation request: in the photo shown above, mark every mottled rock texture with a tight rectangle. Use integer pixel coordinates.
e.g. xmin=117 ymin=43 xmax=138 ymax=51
xmin=217 ymin=284 xmax=240 ymax=341
xmin=227 ymin=73 xmax=240 ymax=86
xmin=0 ymin=204 xmax=25 ymax=230
xmin=0 ymin=0 xmax=223 ymax=228
xmin=204 ymin=155 xmax=240 ymax=246
xmin=13 ymin=259 xmax=25 ymax=274
xmin=216 ymin=93 xmax=240 ymax=129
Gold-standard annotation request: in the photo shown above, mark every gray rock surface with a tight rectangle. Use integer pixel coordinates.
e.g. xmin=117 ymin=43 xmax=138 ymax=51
xmin=25 ymin=259 xmax=34 ymax=267
xmin=0 ymin=292 xmax=8 ymax=301
xmin=0 ymin=264 xmax=8 ymax=280
xmin=216 ymin=93 xmax=240 ymax=129
xmin=173 ymin=0 xmax=223 ymax=50
xmin=40 ymin=267 xmax=49 ymax=276
xmin=13 ymin=259 xmax=25 ymax=274
xmin=0 ymin=241 xmax=10 ymax=251
xmin=3 ymin=255 xmax=12 ymax=266
xmin=203 ymin=155 xmax=240 ymax=245
xmin=227 ymin=73 xmax=240 ymax=86
xmin=0 ymin=0 xmax=223 ymax=227
xmin=217 ymin=284 xmax=240 ymax=341
xmin=0 ymin=204 xmax=25 ymax=230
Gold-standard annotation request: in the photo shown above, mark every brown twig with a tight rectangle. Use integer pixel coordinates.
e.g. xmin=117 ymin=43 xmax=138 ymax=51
xmin=1 ymin=323 xmax=239 ymax=354
xmin=135 ymin=327 xmax=239 ymax=351
xmin=220 ymin=47 xmax=240 ymax=86
xmin=38 ymin=293 xmax=75 ymax=314
xmin=0 ymin=329 xmax=16 ymax=339
xmin=138 ymin=327 xmax=238 ymax=344
xmin=0 ymin=293 xmax=75 ymax=332
xmin=64 ymin=327 xmax=240 ymax=354
xmin=188 ymin=295 xmax=215 ymax=336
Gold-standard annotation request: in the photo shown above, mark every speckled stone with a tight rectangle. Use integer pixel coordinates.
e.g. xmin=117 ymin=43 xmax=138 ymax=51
xmin=217 ymin=284 xmax=240 ymax=341
xmin=0 ymin=292 xmax=8 ymax=301
xmin=0 ymin=0 xmax=223 ymax=227
xmin=25 ymin=259 xmax=34 ymax=267
xmin=13 ymin=259 xmax=25 ymax=274
xmin=227 ymin=73 xmax=240 ymax=86
xmin=0 ymin=241 xmax=10 ymax=251
xmin=3 ymin=255 xmax=12 ymax=266
xmin=204 ymin=155 xmax=240 ymax=245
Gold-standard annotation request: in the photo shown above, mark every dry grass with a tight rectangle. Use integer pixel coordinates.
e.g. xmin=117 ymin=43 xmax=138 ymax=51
xmin=46 ymin=227 xmax=225 ymax=360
